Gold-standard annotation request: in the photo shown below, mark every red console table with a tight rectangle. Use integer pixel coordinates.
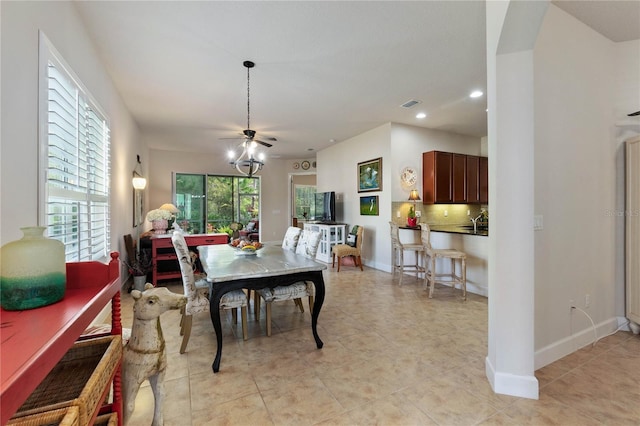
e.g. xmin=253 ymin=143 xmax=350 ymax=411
xmin=0 ymin=253 xmax=122 ymax=425
xmin=151 ymin=233 xmax=227 ymax=286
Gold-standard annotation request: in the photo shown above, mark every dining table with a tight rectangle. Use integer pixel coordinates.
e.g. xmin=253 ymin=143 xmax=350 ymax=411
xmin=197 ymin=243 xmax=327 ymax=372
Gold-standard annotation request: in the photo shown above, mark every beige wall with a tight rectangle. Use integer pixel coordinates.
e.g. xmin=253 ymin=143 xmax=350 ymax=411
xmin=533 ymin=5 xmax=639 ymax=367
xmin=0 ymin=1 xmax=143 ymax=281
xmin=146 ymin=147 xmax=294 ymax=243
xmin=317 ymin=122 xmax=482 ymax=271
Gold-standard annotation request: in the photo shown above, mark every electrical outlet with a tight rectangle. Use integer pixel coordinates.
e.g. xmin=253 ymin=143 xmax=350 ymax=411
xmin=467 ymin=210 xmax=470 ymax=216
xmin=585 ymin=294 xmax=590 ymax=308
xmin=396 ymin=211 xmax=401 ymax=218
xmin=444 ymin=210 xmax=448 ymax=217
xmin=415 ymin=210 xmax=421 ymax=218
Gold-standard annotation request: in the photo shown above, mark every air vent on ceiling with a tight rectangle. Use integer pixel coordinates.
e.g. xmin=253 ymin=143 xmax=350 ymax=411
xmin=400 ymin=99 xmax=422 ymax=108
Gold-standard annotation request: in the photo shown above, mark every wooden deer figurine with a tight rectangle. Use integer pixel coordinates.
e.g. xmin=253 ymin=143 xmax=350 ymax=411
xmin=123 ymin=283 xmax=187 ymax=426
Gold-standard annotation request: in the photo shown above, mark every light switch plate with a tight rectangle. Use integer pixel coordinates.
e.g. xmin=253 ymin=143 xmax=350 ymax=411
xmin=534 ymin=215 xmax=543 ymax=230
xmin=415 ymin=210 xmax=421 ymax=218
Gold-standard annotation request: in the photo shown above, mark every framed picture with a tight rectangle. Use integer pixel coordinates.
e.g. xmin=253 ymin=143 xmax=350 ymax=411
xmin=358 ymin=157 xmax=382 ymax=192
xmin=133 ymin=189 xmax=144 ymax=226
xmin=360 ymin=195 xmax=379 ymax=216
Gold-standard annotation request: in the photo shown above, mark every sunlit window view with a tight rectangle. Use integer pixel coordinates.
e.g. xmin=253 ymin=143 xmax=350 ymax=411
xmin=175 ymin=174 xmax=259 ymax=234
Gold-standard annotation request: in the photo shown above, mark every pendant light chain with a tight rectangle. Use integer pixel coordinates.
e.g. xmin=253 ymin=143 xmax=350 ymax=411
xmin=247 ymin=64 xmax=251 ymax=130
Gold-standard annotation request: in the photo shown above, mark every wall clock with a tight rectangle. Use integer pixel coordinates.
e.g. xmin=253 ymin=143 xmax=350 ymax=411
xmin=301 ymin=160 xmax=311 ymax=170
xmin=401 ymin=166 xmax=417 ymax=186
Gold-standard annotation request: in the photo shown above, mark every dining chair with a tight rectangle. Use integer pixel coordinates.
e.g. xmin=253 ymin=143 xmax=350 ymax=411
xmin=256 ymin=229 xmax=322 ymax=336
xmin=389 ymin=221 xmax=425 ymax=285
xmin=171 ymin=231 xmax=248 ymax=353
xmin=419 ymin=222 xmax=467 ymax=299
xmin=331 ymin=225 xmax=364 ymax=271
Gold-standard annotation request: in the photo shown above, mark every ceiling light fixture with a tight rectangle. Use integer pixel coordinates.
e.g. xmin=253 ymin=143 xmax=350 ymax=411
xmin=228 ymin=60 xmax=266 ymax=178
xmin=416 ymin=112 xmax=427 ymax=119
xmin=469 ymin=90 xmax=483 ymax=98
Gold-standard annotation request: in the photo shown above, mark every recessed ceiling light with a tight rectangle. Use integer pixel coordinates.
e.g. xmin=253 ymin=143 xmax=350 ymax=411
xmin=329 ymin=139 xmax=336 ymax=143
xmin=469 ymin=90 xmax=483 ymax=98
xmin=416 ymin=112 xmax=426 ymax=119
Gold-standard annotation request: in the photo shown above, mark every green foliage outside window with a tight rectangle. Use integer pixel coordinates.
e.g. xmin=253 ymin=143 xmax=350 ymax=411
xmin=175 ymin=173 xmax=259 ymax=234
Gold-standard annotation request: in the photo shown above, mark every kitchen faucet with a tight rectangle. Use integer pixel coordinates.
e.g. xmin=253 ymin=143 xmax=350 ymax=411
xmin=470 ymin=212 xmax=484 ymax=233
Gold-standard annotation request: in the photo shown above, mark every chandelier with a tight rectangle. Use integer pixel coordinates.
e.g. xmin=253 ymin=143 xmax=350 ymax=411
xmin=227 ymin=60 xmax=267 ymax=178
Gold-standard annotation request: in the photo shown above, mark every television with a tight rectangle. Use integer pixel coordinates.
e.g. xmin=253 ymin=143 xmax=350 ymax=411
xmin=312 ymin=191 xmax=336 ymax=223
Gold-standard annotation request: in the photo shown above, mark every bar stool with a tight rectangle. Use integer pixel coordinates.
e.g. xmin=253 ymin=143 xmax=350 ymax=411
xmin=419 ymin=222 xmax=467 ymax=300
xmin=389 ymin=222 xmax=425 ymax=286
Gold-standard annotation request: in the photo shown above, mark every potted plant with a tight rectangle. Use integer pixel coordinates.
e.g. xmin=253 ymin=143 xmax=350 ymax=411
xmin=407 ymin=205 xmax=418 ymax=227
xmin=124 ymin=249 xmax=152 ymax=291
xmin=146 ymin=209 xmax=173 ymax=234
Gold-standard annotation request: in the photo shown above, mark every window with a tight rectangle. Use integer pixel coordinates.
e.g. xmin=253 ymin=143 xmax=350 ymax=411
xmin=175 ymin=174 xmax=259 ymax=234
xmin=39 ymin=33 xmax=111 ymax=261
xmin=294 ymin=184 xmax=316 ymax=220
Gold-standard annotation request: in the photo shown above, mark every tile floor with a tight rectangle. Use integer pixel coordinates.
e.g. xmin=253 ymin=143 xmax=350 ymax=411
xmin=119 ymin=266 xmax=640 ymax=425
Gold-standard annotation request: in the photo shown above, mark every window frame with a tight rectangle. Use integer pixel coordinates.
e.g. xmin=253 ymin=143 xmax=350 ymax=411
xmin=38 ymin=32 xmax=111 ymax=262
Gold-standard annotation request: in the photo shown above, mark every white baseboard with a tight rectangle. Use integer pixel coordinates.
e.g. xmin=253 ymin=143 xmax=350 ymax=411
xmin=485 ymin=357 xmax=539 ymax=399
xmin=534 ymin=316 xmax=623 ymax=370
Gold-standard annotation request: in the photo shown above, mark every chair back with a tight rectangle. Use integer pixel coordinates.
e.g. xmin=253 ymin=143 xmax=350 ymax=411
xmin=171 ymin=231 xmax=197 ymax=300
xmin=355 ymin=226 xmax=364 ymax=252
xmin=389 ymin=222 xmax=401 ymax=247
xmin=419 ymin=222 xmax=433 ymax=251
xmin=282 ymin=226 xmax=302 ymax=251
xmin=123 ymin=234 xmax=136 ymax=264
xmin=296 ymin=230 xmax=322 ymax=259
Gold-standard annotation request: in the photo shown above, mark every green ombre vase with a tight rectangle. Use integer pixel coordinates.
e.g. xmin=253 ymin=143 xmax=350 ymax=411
xmin=1 ymin=227 xmax=66 ymax=310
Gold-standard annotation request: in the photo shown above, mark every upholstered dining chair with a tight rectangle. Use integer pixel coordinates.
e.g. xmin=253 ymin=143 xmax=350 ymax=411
xmin=171 ymin=231 xmax=248 ymax=353
xmin=331 ymin=225 xmax=364 ymax=271
xmin=247 ymin=226 xmax=303 ymax=316
xmin=419 ymin=222 xmax=467 ymax=300
xmin=389 ymin=221 xmax=425 ymax=286
xmin=256 ymin=229 xmax=322 ymax=336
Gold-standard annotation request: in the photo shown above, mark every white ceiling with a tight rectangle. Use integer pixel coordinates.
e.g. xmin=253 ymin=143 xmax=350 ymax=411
xmin=73 ymin=1 xmax=639 ymax=159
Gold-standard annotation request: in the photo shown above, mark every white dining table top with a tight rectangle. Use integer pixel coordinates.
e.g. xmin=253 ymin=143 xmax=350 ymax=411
xmin=197 ymin=244 xmax=326 ymax=283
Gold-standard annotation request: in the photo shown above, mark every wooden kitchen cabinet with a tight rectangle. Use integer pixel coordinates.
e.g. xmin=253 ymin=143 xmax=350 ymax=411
xmin=423 ymin=151 xmax=452 ymax=203
xmin=423 ymin=150 xmax=488 ymax=205
xmin=452 ymin=154 xmax=467 ymax=203
xmin=151 ymin=233 xmax=228 ymax=286
xmin=466 ymin=155 xmax=480 ymax=203
xmin=479 ymin=156 xmax=489 ymax=204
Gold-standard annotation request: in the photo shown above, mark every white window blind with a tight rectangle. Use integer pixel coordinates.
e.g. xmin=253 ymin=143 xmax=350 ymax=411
xmin=40 ymin=33 xmax=111 ymax=262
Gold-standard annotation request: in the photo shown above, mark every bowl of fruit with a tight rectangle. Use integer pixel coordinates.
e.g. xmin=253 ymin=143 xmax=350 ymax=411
xmin=229 ymin=239 xmax=263 ymax=255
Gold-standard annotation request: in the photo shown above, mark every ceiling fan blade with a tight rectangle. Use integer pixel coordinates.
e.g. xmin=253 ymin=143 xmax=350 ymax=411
xmin=218 ymin=137 xmax=247 ymax=140
xmin=254 ymin=139 xmax=273 ymax=148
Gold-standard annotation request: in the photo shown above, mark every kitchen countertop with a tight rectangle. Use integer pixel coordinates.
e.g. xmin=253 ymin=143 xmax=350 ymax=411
xmin=400 ymin=224 xmax=488 ymax=236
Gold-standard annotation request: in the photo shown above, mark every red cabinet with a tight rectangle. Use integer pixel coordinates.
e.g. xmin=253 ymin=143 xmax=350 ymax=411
xmin=423 ymin=151 xmax=488 ymax=205
xmin=1 ymin=254 xmax=123 ymax=425
xmin=151 ymin=233 xmax=228 ymax=286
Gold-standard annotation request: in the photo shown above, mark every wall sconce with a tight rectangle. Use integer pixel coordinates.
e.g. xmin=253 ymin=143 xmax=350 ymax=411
xmin=132 ymin=155 xmax=147 ymax=190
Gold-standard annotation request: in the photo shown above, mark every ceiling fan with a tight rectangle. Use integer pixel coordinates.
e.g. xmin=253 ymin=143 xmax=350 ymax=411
xmin=220 ymin=60 xmax=276 ymax=148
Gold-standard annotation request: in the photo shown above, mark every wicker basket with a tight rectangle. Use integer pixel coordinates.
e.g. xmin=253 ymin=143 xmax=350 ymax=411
xmin=95 ymin=413 xmax=118 ymax=426
xmin=10 ymin=335 xmax=122 ymax=426
xmin=6 ymin=406 xmax=79 ymax=426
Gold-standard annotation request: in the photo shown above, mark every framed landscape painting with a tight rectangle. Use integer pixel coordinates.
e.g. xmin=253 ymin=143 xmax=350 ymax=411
xmin=358 ymin=157 xmax=382 ymax=192
xmin=360 ymin=195 xmax=379 ymax=216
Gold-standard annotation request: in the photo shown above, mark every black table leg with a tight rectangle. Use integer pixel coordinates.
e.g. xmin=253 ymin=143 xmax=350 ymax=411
xmin=311 ymin=272 xmax=325 ymax=349
xmin=209 ymin=292 xmax=223 ymax=373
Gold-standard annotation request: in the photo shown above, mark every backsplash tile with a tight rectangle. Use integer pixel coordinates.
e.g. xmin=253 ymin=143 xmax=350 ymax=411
xmin=391 ymin=202 xmax=485 ymax=226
